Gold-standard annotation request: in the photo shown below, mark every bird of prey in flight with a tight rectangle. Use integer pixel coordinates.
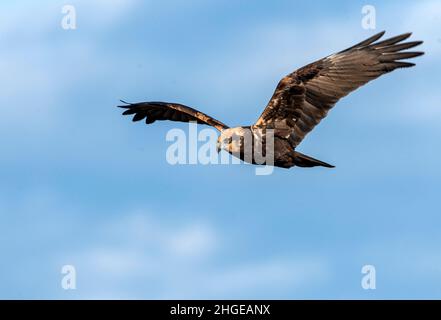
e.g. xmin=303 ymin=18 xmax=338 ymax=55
xmin=119 ymin=31 xmax=423 ymax=169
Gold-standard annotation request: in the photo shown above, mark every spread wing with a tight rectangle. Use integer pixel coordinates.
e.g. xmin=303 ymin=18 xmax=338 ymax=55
xmin=255 ymin=31 xmax=424 ymax=147
xmin=118 ymin=101 xmax=228 ymax=132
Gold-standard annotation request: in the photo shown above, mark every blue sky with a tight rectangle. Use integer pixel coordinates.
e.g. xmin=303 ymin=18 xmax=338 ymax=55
xmin=0 ymin=0 xmax=440 ymax=299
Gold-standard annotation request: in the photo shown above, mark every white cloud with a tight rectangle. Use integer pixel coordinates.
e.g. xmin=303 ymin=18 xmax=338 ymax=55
xmin=50 ymin=209 xmax=329 ymax=299
xmin=200 ymin=257 xmax=329 ymax=298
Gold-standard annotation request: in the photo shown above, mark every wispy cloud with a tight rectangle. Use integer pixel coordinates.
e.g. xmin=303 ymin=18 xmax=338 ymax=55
xmin=53 ymin=209 xmax=328 ymax=299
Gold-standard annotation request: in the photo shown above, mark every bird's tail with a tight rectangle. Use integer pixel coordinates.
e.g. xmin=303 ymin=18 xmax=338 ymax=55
xmin=293 ymin=151 xmax=335 ymax=168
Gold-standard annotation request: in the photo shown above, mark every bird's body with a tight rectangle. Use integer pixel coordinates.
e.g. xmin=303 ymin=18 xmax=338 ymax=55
xmin=217 ymin=125 xmax=334 ymax=168
xmin=119 ymin=31 xmax=424 ymax=169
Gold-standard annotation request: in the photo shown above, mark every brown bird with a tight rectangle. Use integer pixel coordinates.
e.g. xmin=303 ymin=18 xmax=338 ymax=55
xmin=119 ymin=31 xmax=423 ymax=169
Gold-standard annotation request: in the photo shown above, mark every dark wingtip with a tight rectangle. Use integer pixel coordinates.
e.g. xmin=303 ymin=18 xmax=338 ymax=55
xmin=412 ymin=51 xmax=425 ymax=57
xmin=321 ymin=161 xmax=335 ymax=168
xmin=132 ymin=113 xmax=146 ymax=122
xmin=117 ymin=100 xmax=133 ymax=109
xmin=368 ymin=30 xmax=386 ymax=41
xmin=396 ymin=32 xmax=413 ymax=40
xmin=122 ymin=109 xmax=135 ymax=115
xmin=369 ymin=30 xmax=386 ymax=41
xmin=398 ymin=62 xmax=416 ymax=68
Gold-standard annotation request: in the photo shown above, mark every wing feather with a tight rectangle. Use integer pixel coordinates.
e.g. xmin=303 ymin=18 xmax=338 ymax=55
xmin=118 ymin=101 xmax=228 ymax=131
xmin=255 ymin=31 xmax=424 ymax=147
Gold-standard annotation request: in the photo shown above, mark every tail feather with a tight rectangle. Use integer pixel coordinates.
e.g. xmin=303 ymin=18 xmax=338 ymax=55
xmin=294 ymin=151 xmax=334 ymax=168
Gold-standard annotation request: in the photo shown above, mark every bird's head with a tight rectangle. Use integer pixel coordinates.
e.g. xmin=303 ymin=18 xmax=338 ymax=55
xmin=216 ymin=127 xmax=249 ymax=154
